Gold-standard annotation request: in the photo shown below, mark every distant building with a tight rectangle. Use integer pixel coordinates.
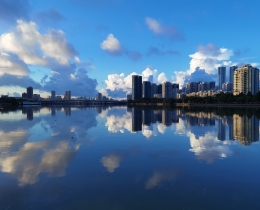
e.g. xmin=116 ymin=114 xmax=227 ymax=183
xmin=186 ymin=82 xmax=198 ymax=93
xmin=56 ymin=96 xmax=62 ymax=100
xmin=233 ymin=64 xmax=259 ymax=95
xmin=172 ymin=83 xmax=179 ymax=99
xmin=162 ymin=82 xmax=172 ymax=98
xmin=64 ymin=91 xmax=71 ymax=100
xmin=222 ymin=82 xmax=233 ymax=92
xmin=157 ymin=84 xmax=162 ymax=94
xmin=218 ymin=67 xmax=226 ymax=89
xmin=154 ymin=94 xmax=162 ymax=98
xmin=51 ymin=91 xmax=56 ymax=100
xmin=27 ymin=86 xmax=33 ymax=99
xmin=33 ymin=94 xmax=40 ymax=101
xmin=209 ymin=81 xmax=216 ymax=90
xmin=151 ymin=83 xmax=158 ymax=98
xmin=198 ymin=82 xmax=210 ymax=92
xmin=230 ymin=66 xmax=238 ymax=83
xmin=127 ymin=94 xmax=132 ymax=100
xmin=142 ymin=81 xmax=151 ymax=98
xmin=96 ymin=92 xmax=102 ymax=100
xmin=132 ymin=75 xmax=142 ymax=100
xmin=22 ymin=93 xmax=27 ymax=99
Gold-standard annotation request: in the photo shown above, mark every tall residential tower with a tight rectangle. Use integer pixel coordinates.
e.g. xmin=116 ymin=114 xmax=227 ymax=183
xmin=132 ymin=75 xmax=142 ymax=100
xmin=218 ymin=67 xmax=226 ymax=89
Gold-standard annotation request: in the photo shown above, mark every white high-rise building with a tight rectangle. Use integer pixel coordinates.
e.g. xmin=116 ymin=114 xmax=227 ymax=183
xmin=162 ymin=82 xmax=172 ymax=98
xmin=233 ymin=64 xmax=259 ymax=95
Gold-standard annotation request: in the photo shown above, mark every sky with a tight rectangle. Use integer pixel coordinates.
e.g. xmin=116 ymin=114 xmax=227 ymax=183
xmin=0 ymin=0 xmax=260 ymax=99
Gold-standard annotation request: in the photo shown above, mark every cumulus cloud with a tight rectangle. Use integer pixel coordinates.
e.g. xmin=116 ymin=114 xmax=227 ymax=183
xmin=100 ymin=34 xmax=142 ymax=61
xmin=145 ymin=17 xmax=184 ymax=41
xmin=100 ymin=34 xmax=123 ymax=56
xmin=102 ymin=68 xmax=169 ymax=98
xmin=105 ymin=112 xmax=132 ymax=133
xmin=0 ymin=20 xmax=79 ymax=66
xmin=147 ymin=46 xmax=180 ymax=57
xmin=0 ymin=20 xmax=98 ymax=96
xmin=0 ymin=52 xmax=29 ymax=76
xmin=172 ymin=43 xmax=235 ymax=87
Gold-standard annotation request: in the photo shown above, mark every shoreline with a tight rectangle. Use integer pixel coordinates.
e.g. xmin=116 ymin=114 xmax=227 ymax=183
xmin=128 ymin=102 xmax=260 ymax=108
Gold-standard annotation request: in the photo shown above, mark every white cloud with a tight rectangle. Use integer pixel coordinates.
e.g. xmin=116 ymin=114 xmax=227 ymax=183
xmin=100 ymin=34 xmax=123 ymax=56
xmin=0 ymin=20 xmax=78 ymax=66
xmin=105 ymin=112 xmax=132 ymax=133
xmin=0 ymin=52 xmax=30 ymax=76
xmin=145 ymin=17 xmax=184 ymax=41
xmin=102 ymin=68 xmax=169 ymax=98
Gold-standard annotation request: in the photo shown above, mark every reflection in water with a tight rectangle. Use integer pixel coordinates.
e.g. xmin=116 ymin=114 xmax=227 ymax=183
xmin=145 ymin=168 xmax=181 ymax=189
xmin=102 ymin=107 xmax=260 ymax=163
xmin=0 ymin=106 xmax=99 ymax=185
xmin=1 ymin=106 xmax=260 ymax=209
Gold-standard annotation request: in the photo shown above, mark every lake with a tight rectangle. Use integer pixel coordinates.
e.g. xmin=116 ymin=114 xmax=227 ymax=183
xmin=0 ymin=106 xmax=260 ymax=210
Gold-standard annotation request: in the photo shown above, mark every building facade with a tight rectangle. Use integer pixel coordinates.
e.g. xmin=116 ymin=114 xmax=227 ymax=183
xmin=222 ymin=82 xmax=233 ymax=92
xmin=162 ymin=82 xmax=172 ymax=98
xmin=27 ymin=86 xmax=33 ymax=99
xmin=51 ymin=91 xmax=56 ymax=100
xmin=233 ymin=64 xmax=259 ymax=95
xmin=218 ymin=67 xmax=226 ymax=89
xmin=142 ymin=81 xmax=151 ymax=98
xmin=132 ymin=75 xmax=142 ymax=100
xmin=64 ymin=91 xmax=71 ymax=100
xmin=230 ymin=66 xmax=238 ymax=83
xmin=186 ymin=82 xmax=198 ymax=93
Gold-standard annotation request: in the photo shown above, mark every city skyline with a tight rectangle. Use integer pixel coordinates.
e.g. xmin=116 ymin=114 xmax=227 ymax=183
xmin=0 ymin=0 xmax=260 ymax=99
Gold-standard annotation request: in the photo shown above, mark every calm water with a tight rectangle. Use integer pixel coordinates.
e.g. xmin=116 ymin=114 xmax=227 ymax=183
xmin=0 ymin=106 xmax=260 ymax=210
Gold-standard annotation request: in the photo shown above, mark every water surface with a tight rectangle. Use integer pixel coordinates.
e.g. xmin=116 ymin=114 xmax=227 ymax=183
xmin=0 ymin=106 xmax=260 ymax=210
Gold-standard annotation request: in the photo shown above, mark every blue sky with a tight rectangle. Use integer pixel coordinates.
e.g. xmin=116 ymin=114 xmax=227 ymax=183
xmin=0 ymin=0 xmax=259 ymax=98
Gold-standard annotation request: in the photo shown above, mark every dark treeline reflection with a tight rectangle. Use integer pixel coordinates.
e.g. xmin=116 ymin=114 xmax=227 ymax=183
xmin=128 ymin=106 xmax=260 ymax=146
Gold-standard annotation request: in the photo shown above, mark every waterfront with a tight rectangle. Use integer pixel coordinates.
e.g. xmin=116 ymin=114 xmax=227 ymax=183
xmin=0 ymin=106 xmax=260 ymax=210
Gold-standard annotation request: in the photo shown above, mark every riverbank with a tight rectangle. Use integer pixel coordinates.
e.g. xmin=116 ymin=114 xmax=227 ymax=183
xmin=128 ymin=102 xmax=260 ymax=108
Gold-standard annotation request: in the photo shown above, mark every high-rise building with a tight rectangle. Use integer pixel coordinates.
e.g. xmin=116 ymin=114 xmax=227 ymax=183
xmin=162 ymin=82 xmax=172 ymax=98
xmin=186 ymin=82 xmax=198 ymax=93
xmin=64 ymin=91 xmax=71 ymax=100
xmin=157 ymin=84 xmax=162 ymax=94
xmin=142 ymin=81 xmax=151 ymax=98
xmin=51 ymin=91 xmax=56 ymax=100
xmin=209 ymin=81 xmax=216 ymax=90
xmin=151 ymin=83 xmax=158 ymax=98
xmin=233 ymin=64 xmax=259 ymax=95
xmin=132 ymin=75 xmax=142 ymax=100
xmin=218 ymin=67 xmax=226 ymax=89
xmin=198 ymin=82 xmax=210 ymax=92
xmin=96 ymin=92 xmax=102 ymax=100
xmin=27 ymin=86 xmax=33 ymax=99
xmin=222 ymin=82 xmax=233 ymax=92
xmin=230 ymin=66 xmax=238 ymax=83
xmin=172 ymin=83 xmax=179 ymax=99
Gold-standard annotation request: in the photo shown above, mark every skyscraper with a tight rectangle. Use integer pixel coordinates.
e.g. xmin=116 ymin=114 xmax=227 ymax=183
xmin=142 ymin=81 xmax=151 ymax=98
xmin=64 ymin=91 xmax=71 ymax=100
xmin=218 ymin=67 xmax=226 ymax=89
xmin=229 ymin=66 xmax=237 ymax=83
xmin=186 ymin=82 xmax=198 ymax=93
xmin=151 ymin=83 xmax=158 ymax=98
xmin=233 ymin=64 xmax=259 ymax=95
xmin=132 ymin=75 xmax=142 ymax=100
xmin=27 ymin=86 xmax=33 ymax=99
xmin=51 ymin=91 xmax=56 ymax=100
xmin=162 ymin=82 xmax=172 ymax=98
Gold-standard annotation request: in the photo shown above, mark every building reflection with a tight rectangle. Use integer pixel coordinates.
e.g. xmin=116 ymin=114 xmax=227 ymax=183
xmin=129 ymin=107 xmax=259 ymax=145
xmin=21 ymin=107 xmax=41 ymax=121
xmin=233 ymin=114 xmax=259 ymax=145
